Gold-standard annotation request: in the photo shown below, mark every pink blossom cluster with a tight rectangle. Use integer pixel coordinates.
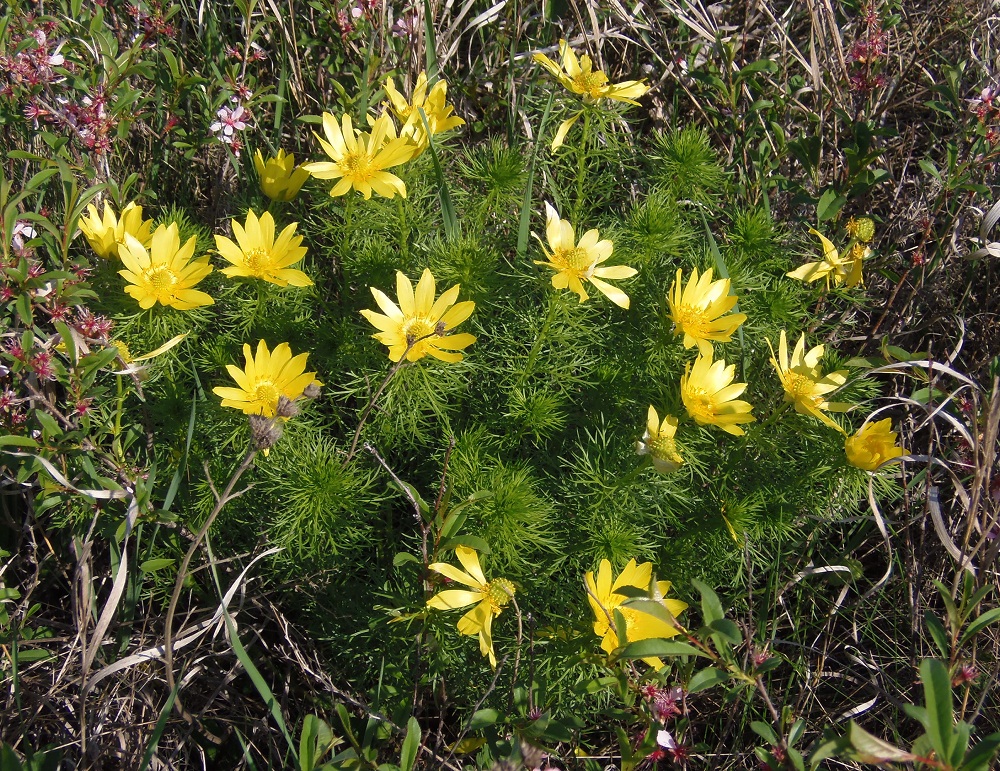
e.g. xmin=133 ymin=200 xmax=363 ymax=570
xmin=970 ymin=86 xmax=1000 ymax=146
xmin=336 ymin=0 xmax=381 ymax=39
xmin=0 ymin=25 xmax=65 ymax=98
xmin=125 ymin=0 xmax=176 ymax=47
xmin=846 ymin=3 xmax=888 ymax=94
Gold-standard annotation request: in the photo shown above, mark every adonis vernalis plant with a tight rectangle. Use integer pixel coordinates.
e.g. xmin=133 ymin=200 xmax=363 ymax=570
xmin=845 ymin=418 xmax=907 ymax=470
xmin=534 ymin=201 xmax=636 ymax=308
xmin=426 ymin=546 xmax=516 ymax=667
xmin=361 ymin=268 xmax=476 ymax=363
xmin=253 ymin=149 xmax=310 ymax=202
xmin=305 ymin=112 xmax=415 ymax=199
xmin=213 ymin=340 xmax=321 ymax=417
xmin=215 ymin=210 xmax=311 ymax=287
xmin=769 ymin=331 xmax=852 ymax=433
xmin=118 ymin=223 xmax=214 ymax=310
xmin=79 ymin=200 xmax=154 ymax=259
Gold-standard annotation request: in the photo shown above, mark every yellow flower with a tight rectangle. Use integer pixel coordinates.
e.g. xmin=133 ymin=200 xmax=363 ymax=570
xmin=769 ymin=331 xmax=851 ymax=434
xmin=534 ymin=202 xmax=636 ymax=308
xmin=667 ymin=267 xmax=747 ymax=355
xmin=787 ymin=228 xmax=866 ymax=289
xmin=680 ymin=350 xmax=755 ymax=436
xmin=584 ymin=558 xmax=687 ymax=669
xmin=303 ymin=112 xmax=415 ymax=199
xmin=427 ymin=546 xmax=515 ymax=668
xmin=384 ymin=71 xmax=464 ymax=153
xmin=213 ymin=339 xmax=321 ymax=417
xmin=360 ymin=268 xmax=476 ymax=363
xmin=534 ymin=39 xmax=649 ymax=104
xmin=533 ymin=39 xmax=649 ymax=150
xmin=253 ymin=149 xmax=310 ymax=201
xmin=118 ymin=223 xmax=214 ymax=310
xmin=636 ymin=406 xmax=684 ymax=472
xmin=79 ymin=201 xmax=154 ymax=259
xmin=846 ymin=418 xmax=907 ymax=470
xmin=214 ymin=210 xmax=311 ymax=287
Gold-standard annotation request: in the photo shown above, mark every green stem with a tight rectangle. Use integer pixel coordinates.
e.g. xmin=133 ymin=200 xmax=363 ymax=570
xmin=396 ymin=196 xmax=410 ymax=265
xmin=572 ymin=109 xmax=592 ymax=224
xmin=519 ymin=292 xmax=559 ymax=385
xmin=342 ymin=194 xmax=355 ymax=251
xmin=748 ymin=400 xmax=790 ymax=441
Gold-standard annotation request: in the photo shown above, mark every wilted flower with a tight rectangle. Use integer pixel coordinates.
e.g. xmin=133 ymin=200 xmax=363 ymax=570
xmin=667 ymin=266 xmax=746 ymax=355
xmin=212 ymin=339 xmax=321 ymax=417
xmin=769 ymin=331 xmax=851 ymax=434
xmin=214 ymin=210 xmax=311 ymax=287
xmin=534 ymin=202 xmax=636 ymax=308
xmin=427 ymin=546 xmax=515 ymax=667
xmin=585 ymin=558 xmax=687 ymax=669
xmin=253 ymin=149 xmax=310 ymax=201
xmin=787 ymin=228 xmax=866 ymax=289
xmin=360 ymin=268 xmax=475 ymax=363
xmin=304 ymin=112 xmax=414 ymax=199
xmin=636 ymin=406 xmax=684 ymax=472
xmin=118 ymin=223 xmax=213 ymax=310
xmin=680 ymin=351 xmax=755 ymax=436
xmin=845 ymin=417 xmax=906 ymax=470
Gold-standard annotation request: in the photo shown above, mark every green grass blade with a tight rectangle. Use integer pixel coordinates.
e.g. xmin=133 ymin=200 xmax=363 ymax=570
xmin=517 ymin=91 xmax=554 ymax=259
xmin=419 ymin=108 xmax=458 ymax=238
xmin=422 ymin=0 xmax=438 ymax=81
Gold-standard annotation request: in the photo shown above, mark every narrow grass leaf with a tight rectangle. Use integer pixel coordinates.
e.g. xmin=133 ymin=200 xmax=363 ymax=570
xmin=419 ymin=108 xmax=458 ymax=238
xmin=517 ymin=92 xmax=554 ymax=259
xmin=920 ymin=658 xmax=954 ymax=763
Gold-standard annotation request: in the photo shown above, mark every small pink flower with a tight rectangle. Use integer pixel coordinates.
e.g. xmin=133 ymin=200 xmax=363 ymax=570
xmin=210 ymin=105 xmax=248 ymax=138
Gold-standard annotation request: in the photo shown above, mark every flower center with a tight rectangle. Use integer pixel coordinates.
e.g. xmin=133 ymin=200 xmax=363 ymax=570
xmin=250 ymin=381 xmax=281 ymax=414
xmin=574 ymin=71 xmax=607 ymax=98
xmin=648 ymin=435 xmax=681 ymax=463
xmin=342 ymin=150 xmax=374 ymax=182
xmin=684 ymin=386 xmax=716 ymax=419
xmin=147 ymin=266 xmax=178 ymax=295
xmin=673 ymin=304 xmax=711 ymax=337
xmin=484 ymin=578 xmax=515 ymax=613
xmin=784 ymin=373 xmax=821 ymax=405
xmin=553 ymin=246 xmax=595 ymax=274
xmin=402 ymin=316 xmax=437 ymax=343
xmin=244 ymin=246 xmax=273 ymax=276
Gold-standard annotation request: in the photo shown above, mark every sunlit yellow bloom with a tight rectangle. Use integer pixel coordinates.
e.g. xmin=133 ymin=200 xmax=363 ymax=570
xmin=585 ymin=558 xmax=687 ymax=669
xmin=534 ymin=202 xmax=636 ymax=308
xmin=253 ymin=149 xmax=310 ymax=202
xmin=636 ymin=406 xmax=683 ymax=472
xmin=215 ymin=210 xmax=311 ymax=288
xmin=79 ymin=201 xmax=154 ymax=259
xmin=118 ymin=224 xmax=213 ymax=310
xmin=668 ymin=267 xmax=747 ymax=355
xmin=384 ymin=71 xmax=464 ymax=153
xmin=769 ymin=330 xmax=851 ymax=434
xmin=361 ymin=268 xmax=476 ymax=363
xmin=534 ymin=39 xmax=649 ymax=150
xmin=303 ymin=112 xmax=415 ymax=199
xmin=680 ymin=350 xmax=755 ymax=436
xmin=213 ymin=339 xmax=321 ymax=417
xmin=427 ymin=546 xmax=515 ymax=668
xmin=787 ymin=228 xmax=866 ymax=289
xmin=534 ymin=39 xmax=649 ymax=104
xmin=846 ymin=418 xmax=907 ymax=470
